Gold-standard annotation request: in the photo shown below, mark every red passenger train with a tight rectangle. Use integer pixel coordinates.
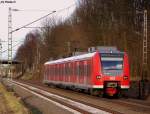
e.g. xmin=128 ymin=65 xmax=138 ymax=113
xmin=43 ymin=47 xmax=130 ymax=97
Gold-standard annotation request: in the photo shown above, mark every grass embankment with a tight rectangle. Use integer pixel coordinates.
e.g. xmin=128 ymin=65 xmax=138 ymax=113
xmin=0 ymin=83 xmax=29 ymax=114
xmin=21 ymin=72 xmax=33 ymax=80
xmin=21 ymin=70 xmax=43 ymax=83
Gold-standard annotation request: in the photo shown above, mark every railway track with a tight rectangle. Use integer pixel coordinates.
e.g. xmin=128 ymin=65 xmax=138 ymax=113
xmin=4 ymin=79 xmax=150 ymax=114
xmin=5 ymin=79 xmax=122 ymax=114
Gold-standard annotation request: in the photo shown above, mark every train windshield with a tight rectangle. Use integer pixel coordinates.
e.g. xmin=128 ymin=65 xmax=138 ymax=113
xmin=101 ymin=57 xmax=123 ymax=76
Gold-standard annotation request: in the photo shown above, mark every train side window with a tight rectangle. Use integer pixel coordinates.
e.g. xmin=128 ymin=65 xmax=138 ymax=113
xmin=56 ymin=64 xmax=59 ymax=76
xmin=77 ymin=62 xmax=80 ymax=77
xmin=61 ymin=64 xmax=63 ymax=77
xmin=51 ymin=66 xmax=52 ymax=77
xmin=59 ymin=64 xmax=61 ymax=77
xmin=55 ymin=65 xmax=56 ymax=77
xmin=62 ymin=64 xmax=64 ymax=77
xmin=49 ymin=66 xmax=51 ymax=77
xmin=50 ymin=66 xmax=52 ymax=76
xmin=51 ymin=65 xmax=53 ymax=76
xmin=68 ymin=63 xmax=70 ymax=76
xmin=81 ymin=62 xmax=84 ymax=77
xmin=53 ymin=65 xmax=54 ymax=76
xmin=55 ymin=65 xmax=57 ymax=77
xmin=63 ymin=64 xmax=65 ymax=77
xmin=62 ymin=64 xmax=63 ymax=77
xmin=65 ymin=63 xmax=67 ymax=76
xmin=84 ymin=61 xmax=88 ymax=77
xmin=70 ymin=63 xmax=73 ymax=76
xmin=60 ymin=64 xmax=61 ymax=77
xmin=52 ymin=65 xmax=54 ymax=77
xmin=79 ymin=62 xmax=82 ymax=77
xmin=50 ymin=65 xmax=52 ymax=76
xmin=74 ymin=62 xmax=76 ymax=76
xmin=79 ymin=62 xmax=81 ymax=77
xmin=54 ymin=65 xmax=56 ymax=77
xmin=66 ymin=63 xmax=68 ymax=76
xmin=45 ymin=66 xmax=47 ymax=79
xmin=45 ymin=66 xmax=47 ymax=77
xmin=87 ymin=61 xmax=91 ymax=77
xmin=56 ymin=64 xmax=58 ymax=77
xmin=58 ymin=64 xmax=60 ymax=77
xmin=48 ymin=66 xmax=49 ymax=77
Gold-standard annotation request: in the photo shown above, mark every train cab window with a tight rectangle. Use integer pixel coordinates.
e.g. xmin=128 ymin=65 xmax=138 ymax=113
xmin=101 ymin=57 xmax=123 ymax=76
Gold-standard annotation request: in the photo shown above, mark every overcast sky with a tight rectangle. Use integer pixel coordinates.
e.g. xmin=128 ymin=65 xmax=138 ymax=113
xmin=0 ymin=0 xmax=76 ymax=59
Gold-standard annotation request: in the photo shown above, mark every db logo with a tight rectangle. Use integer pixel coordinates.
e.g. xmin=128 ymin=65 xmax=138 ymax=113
xmin=110 ymin=77 xmax=115 ymax=80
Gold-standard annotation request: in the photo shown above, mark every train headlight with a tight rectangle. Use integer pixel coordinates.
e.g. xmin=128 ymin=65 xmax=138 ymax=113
xmin=96 ymin=75 xmax=102 ymax=79
xmin=123 ymin=76 xmax=128 ymax=80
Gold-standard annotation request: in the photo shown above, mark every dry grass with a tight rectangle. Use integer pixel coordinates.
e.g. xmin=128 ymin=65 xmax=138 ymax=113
xmin=0 ymin=83 xmax=29 ymax=114
xmin=21 ymin=72 xmax=33 ymax=80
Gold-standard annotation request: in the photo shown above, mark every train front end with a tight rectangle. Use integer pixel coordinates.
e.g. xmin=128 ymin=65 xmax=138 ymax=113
xmin=98 ymin=48 xmax=130 ymax=97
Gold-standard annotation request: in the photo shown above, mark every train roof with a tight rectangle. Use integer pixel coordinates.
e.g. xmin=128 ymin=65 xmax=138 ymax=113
xmin=45 ymin=52 xmax=97 ymax=65
xmin=44 ymin=49 xmax=125 ymax=65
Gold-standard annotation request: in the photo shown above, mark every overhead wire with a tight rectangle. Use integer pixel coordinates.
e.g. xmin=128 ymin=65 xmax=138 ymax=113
xmin=11 ymin=3 xmax=76 ymax=33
